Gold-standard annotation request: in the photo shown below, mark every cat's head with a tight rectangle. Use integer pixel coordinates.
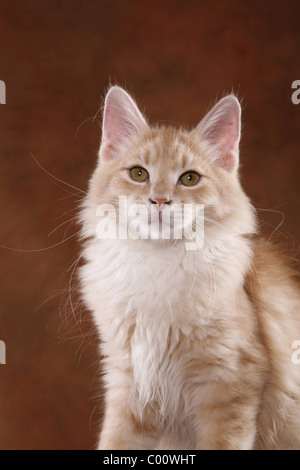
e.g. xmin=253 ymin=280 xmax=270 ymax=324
xmin=81 ymin=86 xmax=256 ymax=248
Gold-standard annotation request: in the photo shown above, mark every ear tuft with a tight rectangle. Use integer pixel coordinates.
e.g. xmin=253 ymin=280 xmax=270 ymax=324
xmin=100 ymin=86 xmax=147 ymax=160
xmin=196 ymin=95 xmax=241 ymax=172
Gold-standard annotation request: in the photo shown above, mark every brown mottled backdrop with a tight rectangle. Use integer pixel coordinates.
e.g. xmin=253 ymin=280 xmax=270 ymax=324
xmin=0 ymin=0 xmax=299 ymax=449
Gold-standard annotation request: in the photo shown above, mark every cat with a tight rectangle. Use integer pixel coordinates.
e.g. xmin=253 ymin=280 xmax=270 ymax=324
xmin=79 ymin=86 xmax=300 ymax=450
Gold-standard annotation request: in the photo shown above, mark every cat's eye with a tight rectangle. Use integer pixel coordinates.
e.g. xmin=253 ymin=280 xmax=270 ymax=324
xmin=178 ymin=171 xmax=201 ymax=187
xmin=129 ymin=167 xmax=149 ymax=183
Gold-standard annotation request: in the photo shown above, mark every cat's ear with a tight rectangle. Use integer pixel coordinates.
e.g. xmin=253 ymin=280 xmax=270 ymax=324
xmin=100 ymin=86 xmax=147 ymax=160
xmin=196 ymin=95 xmax=241 ymax=172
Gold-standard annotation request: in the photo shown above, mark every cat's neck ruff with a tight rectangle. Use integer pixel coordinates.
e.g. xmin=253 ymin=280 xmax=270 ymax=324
xmin=82 ymin=231 xmax=252 ymax=324
xmin=85 ymin=230 xmax=252 ymax=270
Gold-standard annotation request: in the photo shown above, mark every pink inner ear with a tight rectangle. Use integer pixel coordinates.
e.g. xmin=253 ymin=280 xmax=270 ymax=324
xmin=197 ymin=96 xmax=241 ymax=172
xmin=215 ymin=121 xmax=239 ymax=171
xmin=216 ymin=121 xmax=238 ymax=152
xmin=103 ymin=107 xmax=126 ymax=146
xmin=100 ymin=87 xmax=147 ymax=159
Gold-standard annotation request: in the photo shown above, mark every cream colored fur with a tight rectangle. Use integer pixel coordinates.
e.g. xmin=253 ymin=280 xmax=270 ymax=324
xmin=79 ymin=86 xmax=300 ymax=450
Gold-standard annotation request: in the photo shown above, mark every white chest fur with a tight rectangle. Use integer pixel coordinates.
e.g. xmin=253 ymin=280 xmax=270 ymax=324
xmin=80 ymin=236 xmax=251 ymax=416
xmin=81 ymin=240 xmax=195 ymax=410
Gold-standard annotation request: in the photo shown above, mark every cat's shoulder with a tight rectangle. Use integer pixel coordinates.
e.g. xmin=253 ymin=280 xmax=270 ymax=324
xmin=247 ymin=235 xmax=300 ymax=291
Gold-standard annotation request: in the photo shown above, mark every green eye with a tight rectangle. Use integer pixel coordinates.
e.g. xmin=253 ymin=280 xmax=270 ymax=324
xmin=129 ymin=167 xmax=149 ymax=182
xmin=179 ymin=171 xmax=201 ymax=187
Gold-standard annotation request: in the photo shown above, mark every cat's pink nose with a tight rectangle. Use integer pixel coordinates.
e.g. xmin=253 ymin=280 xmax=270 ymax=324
xmin=149 ymin=197 xmax=171 ymax=207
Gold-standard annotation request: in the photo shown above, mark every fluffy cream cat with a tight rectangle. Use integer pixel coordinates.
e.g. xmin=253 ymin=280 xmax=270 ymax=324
xmin=79 ymin=86 xmax=300 ymax=450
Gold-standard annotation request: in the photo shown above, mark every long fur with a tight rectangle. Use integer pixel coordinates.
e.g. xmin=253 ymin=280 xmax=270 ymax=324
xmin=79 ymin=87 xmax=300 ymax=450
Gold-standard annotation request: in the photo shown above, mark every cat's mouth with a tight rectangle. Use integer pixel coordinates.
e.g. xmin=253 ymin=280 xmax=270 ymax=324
xmin=140 ymin=208 xmax=189 ymax=240
xmin=157 ymin=210 xmax=174 ymax=228
xmin=102 ymin=199 xmax=201 ymax=242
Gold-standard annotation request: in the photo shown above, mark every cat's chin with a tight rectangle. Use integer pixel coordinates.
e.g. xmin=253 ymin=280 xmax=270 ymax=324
xmin=131 ymin=220 xmax=185 ymax=242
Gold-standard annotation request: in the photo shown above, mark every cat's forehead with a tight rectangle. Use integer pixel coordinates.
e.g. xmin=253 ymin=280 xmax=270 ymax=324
xmin=138 ymin=126 xmax=199 ymax=170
